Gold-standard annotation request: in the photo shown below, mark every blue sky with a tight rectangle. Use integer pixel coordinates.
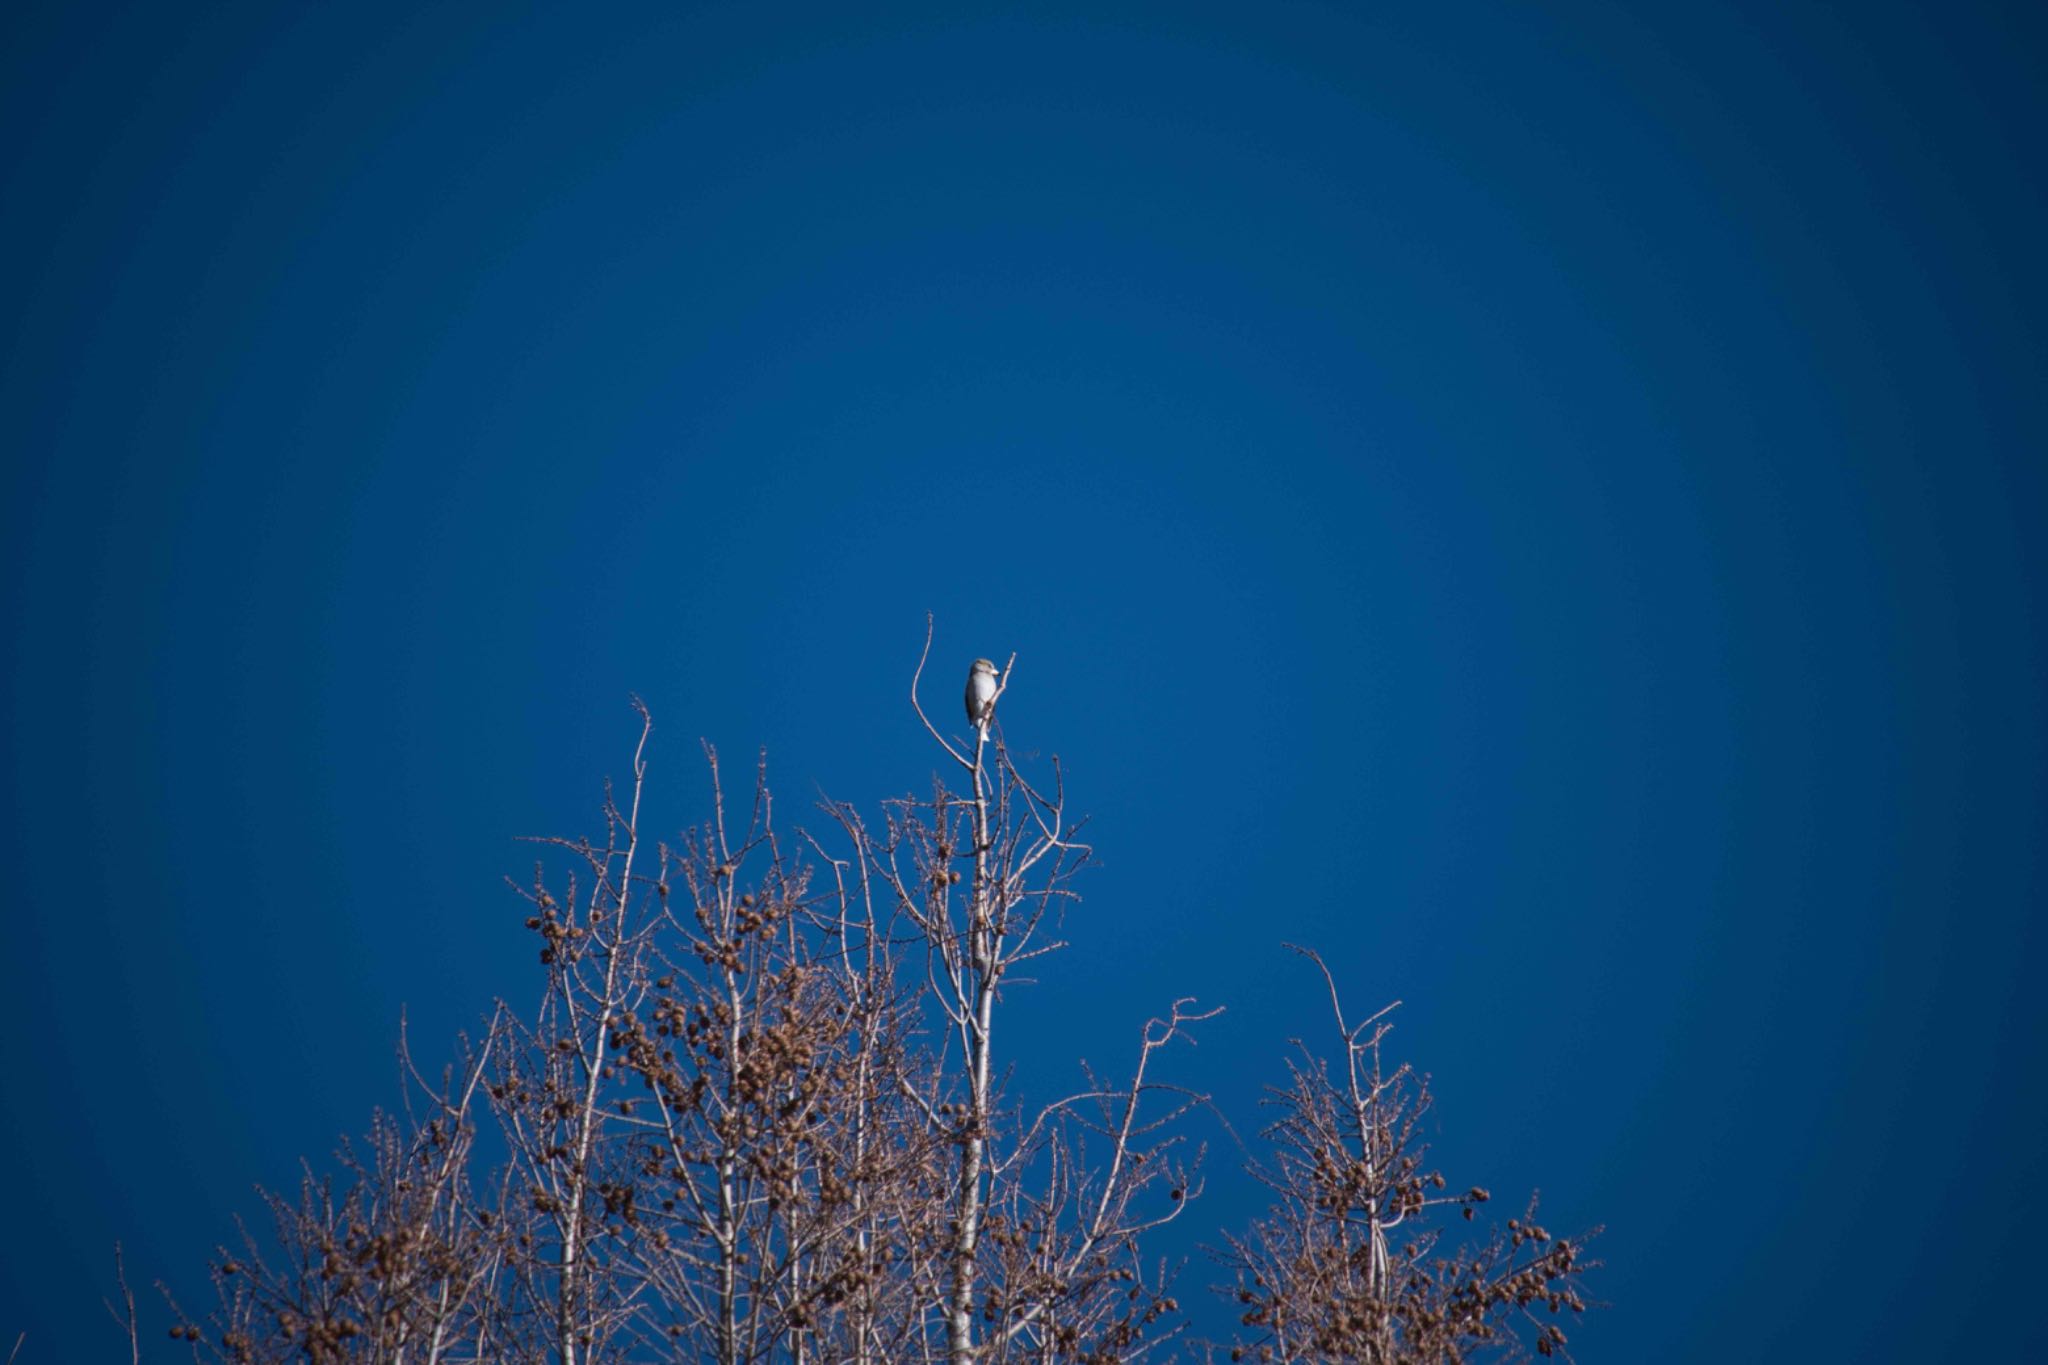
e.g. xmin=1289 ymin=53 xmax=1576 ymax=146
xmin=3 ymin=1 xmax=2044 ymax=1358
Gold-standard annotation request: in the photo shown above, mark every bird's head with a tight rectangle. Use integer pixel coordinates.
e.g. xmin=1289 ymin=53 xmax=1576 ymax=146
xmin=970 ymin=658 xmax=997 ymax=676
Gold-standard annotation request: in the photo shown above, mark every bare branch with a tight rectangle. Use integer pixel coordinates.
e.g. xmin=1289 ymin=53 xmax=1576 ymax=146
xmin=911 ymin=613 xmax=973 ymax=772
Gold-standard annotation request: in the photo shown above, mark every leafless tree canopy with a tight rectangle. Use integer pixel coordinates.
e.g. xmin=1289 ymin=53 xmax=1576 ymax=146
xmin=1211 ymin=950 xmax=1596 ymax=1363
xmin=132 ymin=627 xmax=1596 ymax=1363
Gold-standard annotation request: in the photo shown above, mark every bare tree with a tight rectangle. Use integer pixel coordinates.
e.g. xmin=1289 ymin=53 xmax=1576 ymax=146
xmin=605 ymin=740 xmax=930 ymax=1364
xmin=153 ymin=1016 xmax=502 ymax=1363
xmin=1214 ymin=947 xmax=1597 ymax=1364
xmin=822 ymin=618 xmax=1217 ymax=1363
xmin=128 ymin=630 xmax=1595 ymax=1364
xmin=483 ymin=701 xmax=660 ymax=1363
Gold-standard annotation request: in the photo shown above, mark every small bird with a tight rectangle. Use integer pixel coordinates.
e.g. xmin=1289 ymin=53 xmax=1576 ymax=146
xmin=964 ymin=658 xmax=998 ymax=734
